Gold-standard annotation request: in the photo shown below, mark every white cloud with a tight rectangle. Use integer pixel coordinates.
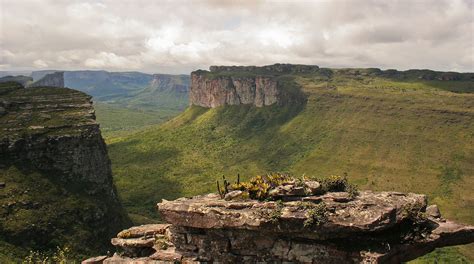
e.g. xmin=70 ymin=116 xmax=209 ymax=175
xmin=0 ymin=0 xmax=472 ymax=74
xmin=33 ymin=59 xmax=48 ymax=68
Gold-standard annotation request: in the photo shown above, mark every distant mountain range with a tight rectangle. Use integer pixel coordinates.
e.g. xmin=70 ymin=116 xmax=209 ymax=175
xmin=1 ymin=70 xmax=190 ymax=111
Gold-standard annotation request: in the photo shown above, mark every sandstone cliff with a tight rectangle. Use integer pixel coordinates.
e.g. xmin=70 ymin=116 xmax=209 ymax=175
xmin=190 ymin=64 xmax=308 ymax=108
xmin=0 ymin=83 xmax=130 ymax=255
xmin=29 ymin=71 xmax=65 ymax=88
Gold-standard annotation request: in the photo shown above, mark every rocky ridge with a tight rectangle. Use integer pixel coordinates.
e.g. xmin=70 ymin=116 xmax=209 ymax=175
xmin=0 ymin=75 xmax=33 ymax=87
xmin=29 ymin=71 xmax=65 ymax=88
xmin=84 ymin=176 xmax=474 ymax=263
xmin=150 ymin=74 xmax=189 ymax=93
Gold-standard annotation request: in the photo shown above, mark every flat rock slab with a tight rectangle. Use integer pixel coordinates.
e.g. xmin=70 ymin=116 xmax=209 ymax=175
xmin=117 ymin=224 xmax=171 ymax=239
xmin=111 ymin=237 xmax=155 ymax=249
xmin=158 ymin=191 xmax=427 ymax=236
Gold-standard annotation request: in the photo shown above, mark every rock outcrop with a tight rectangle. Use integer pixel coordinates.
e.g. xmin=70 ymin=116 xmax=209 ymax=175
xmin=0 ymin=84 xmax=113 ymax=194
xmin=190 ymin=64 xmax=308 ymax=108
xmin=29 ymin=71 xmax=65 ymax=88
xmin=85 ymin=177 xmax=474 ymax=263
xmin=0 ymin=82 xmax=130 ymax=254
xmin=150 ymin=74 xmax=189 ymax=94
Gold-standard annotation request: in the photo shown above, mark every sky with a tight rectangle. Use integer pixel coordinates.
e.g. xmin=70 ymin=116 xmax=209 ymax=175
xmin=0 ymin=0 xmax=473 ymax=74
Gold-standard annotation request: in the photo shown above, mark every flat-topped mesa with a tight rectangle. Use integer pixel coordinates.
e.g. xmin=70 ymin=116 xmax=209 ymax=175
xmin=1 ymin=82 xmax=131 ymax=256
xmin=209 ymin=63 xmax=320 ymax=74
xmin=88 ymin=176 xmax=474 ymax=263
xmin=190 ymin=64 xmax=309 ymax=108
xmin=29 ymin=71 xmax=65 ymax=88
xmin=0 ymin=84 xmax=113 ymax=195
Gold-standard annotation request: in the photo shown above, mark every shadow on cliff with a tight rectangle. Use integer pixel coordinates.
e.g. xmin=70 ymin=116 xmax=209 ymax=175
xmin=207 ymin=76 xmax=309 ymax=171
xmin=0 ymin=159 xmax=129 ymax=258
xmin=107 ymin=139 xmax=183 ymax=220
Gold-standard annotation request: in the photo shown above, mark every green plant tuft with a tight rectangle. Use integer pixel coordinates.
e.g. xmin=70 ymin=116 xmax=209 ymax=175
xmin=303 ymin=202 xmax=328 ymax=228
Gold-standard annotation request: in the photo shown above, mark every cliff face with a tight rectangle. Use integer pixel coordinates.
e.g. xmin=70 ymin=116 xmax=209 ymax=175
xmin=29 ymin=71 xmax=65 ymax=88
xmin=190 ymin=73 xmax=280 ymax=107
xmin=0 ymin=83 xmax=130 ymax=255
xmin=190 ymin=64 xmax=310 ymax=108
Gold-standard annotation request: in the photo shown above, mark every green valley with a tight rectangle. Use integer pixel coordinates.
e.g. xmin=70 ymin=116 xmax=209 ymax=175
xmin=103 ymin=67 xmax=474 ymax=261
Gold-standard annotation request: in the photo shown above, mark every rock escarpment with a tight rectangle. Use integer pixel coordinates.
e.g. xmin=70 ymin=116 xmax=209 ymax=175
xmin=190 ymin=64 xmax=308 ymax=108
xmin=150 ymin=74 xmax=189 ymax=94
xmin=1 ymin=84 xmax=112 ymax=194
xmin=86 ymin=176 xmax=474 ymax=263
xmin=29 ymin=71 xmax=65 ymax=88
xmin=0 ymin=82 xmax=130 ymax=255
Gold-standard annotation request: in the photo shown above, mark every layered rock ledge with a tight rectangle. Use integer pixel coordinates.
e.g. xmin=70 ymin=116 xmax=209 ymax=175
xmin=85 ymin=188 xmax=474 ymax=263
xmin=190 ymin=64 xmax=307 ymax=108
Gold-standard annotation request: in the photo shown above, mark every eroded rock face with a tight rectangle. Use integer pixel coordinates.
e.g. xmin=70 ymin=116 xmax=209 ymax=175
xmin=29 ymin=71 xmax=65 ymax=88
xmin=190 ymin=73 xmax=280 ymax=108
xmin=0 ymin=86 xmax=115 ymax=195
xmin=0 ymin=84 xmax=130 ymax=253
xmin=87 ymin=189 xmax=474 ymax=263
xmin=190 ymin=64 xmax=308 ymax=108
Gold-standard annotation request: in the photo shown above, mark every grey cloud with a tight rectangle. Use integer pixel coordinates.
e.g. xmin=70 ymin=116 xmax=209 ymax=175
xmin=0 ymin=0 xmax=472 ymax=74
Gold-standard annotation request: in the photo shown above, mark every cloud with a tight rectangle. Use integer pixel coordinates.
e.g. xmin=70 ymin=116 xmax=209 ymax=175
xmin=0 ymin=0 xmax=472 ymax=73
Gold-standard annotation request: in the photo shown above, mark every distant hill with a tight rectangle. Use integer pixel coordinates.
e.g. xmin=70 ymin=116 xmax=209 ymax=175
xmin=106 ymin=65 xmax=474 ymax=261
xmin=111 ymin=74 xmax=189 ymax=110
xmin=29 ymin=70 xmax=190 ymax=110
xmin=29 ymin=70 xmax=191 ymax=134
xmin=0 ymin=75 xmax=33 ymax=87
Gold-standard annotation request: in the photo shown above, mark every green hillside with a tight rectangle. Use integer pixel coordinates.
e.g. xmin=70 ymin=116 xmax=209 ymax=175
xmin=112 ymin=74 xmax=189 ymax=111
xmin=94 ymin=102 xmax=181 ymax=137
xmin=104 ymin=68 xmax=474 ymax=260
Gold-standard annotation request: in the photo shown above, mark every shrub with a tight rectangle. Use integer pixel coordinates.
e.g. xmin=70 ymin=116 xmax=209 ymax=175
xmin=303 ymin=202 xmax=328 ymax=228
xmin=319 ymin=175 xmax=359 ymax=198
xmin=23 ymin=246 xmax=71 ymax=264
xmin=269 ymin=200 xmax=284 ymax=224
xmin=220 ymin=173 xmax=293 ymax=200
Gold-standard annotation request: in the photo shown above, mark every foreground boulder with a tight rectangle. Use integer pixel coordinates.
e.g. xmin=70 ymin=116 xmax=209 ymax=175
xmin=84 ymin=183 xmax=474 ymax=263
